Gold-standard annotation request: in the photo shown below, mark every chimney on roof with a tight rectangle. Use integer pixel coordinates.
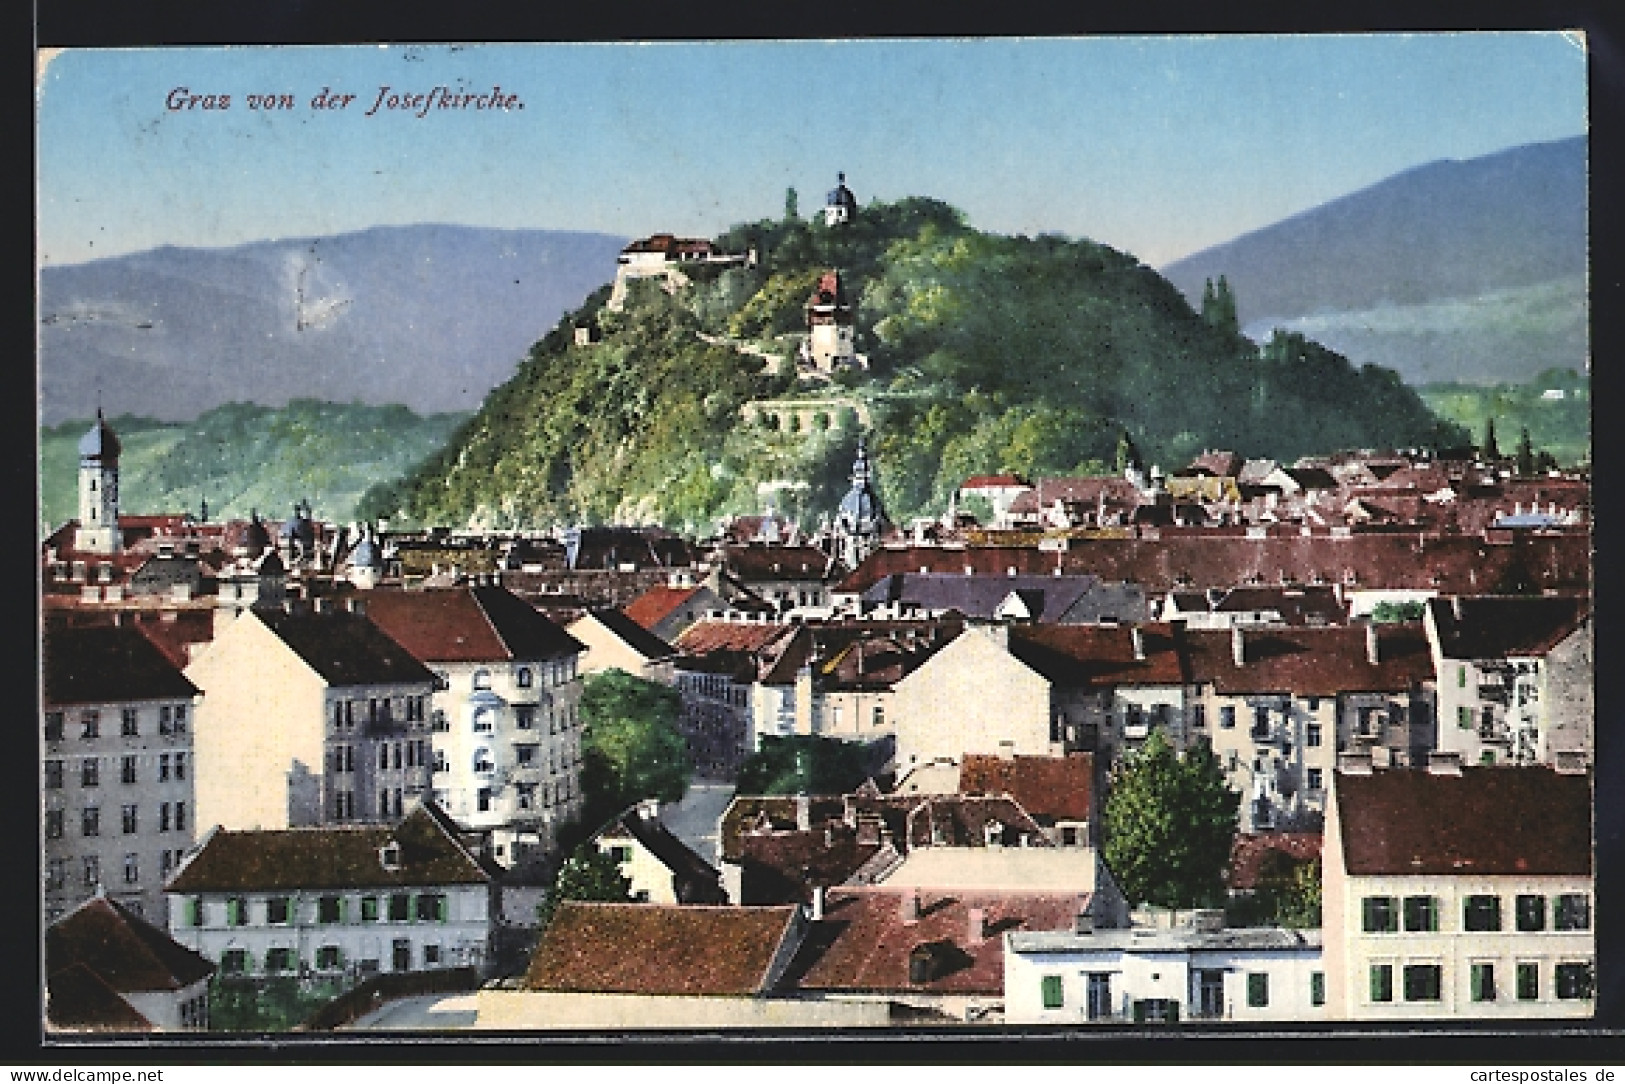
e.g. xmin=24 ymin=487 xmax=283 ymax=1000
xmin=1553 ymin=750 xmax=1589 ymax=775
xmin=1338 ymin=751 xmax=1374 ymax=775
xmin=811 ymin=885 xmax=827 ymax=921
xmin=967 ymin=907 xmax=987 ymax=945
xmin=1427 ymin=751 xmax=1463 ymax=776
xmin=1365 ymin=622 xmax=1381 ymax=666
xmin=313 ymin=597 xmax=326 ymax=613
xmin=1451 ymin=596 xmax=1464 ymax=621
xmin=901 ymin=889 xmax=921 ymax=923
xmin=1231 ymin=625 xmax=1246 ymax=667
xmin=1131 ymin=626 xmax=1146 ymax=661
xmin=997 ymin=740 xmax=1016 ymax=761
xmin=795 ymin=794 xmax=811 ymax=832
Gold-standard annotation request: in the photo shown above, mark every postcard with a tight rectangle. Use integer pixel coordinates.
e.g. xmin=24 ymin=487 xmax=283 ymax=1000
xmin=35 ymin=34 xmax=1594 ymax=1043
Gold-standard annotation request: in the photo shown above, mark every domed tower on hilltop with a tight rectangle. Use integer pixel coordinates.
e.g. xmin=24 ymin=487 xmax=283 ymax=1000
xmin=823 ymin=172 xmax=858 ymax=227
xmin=75 ymin=409 xmax=122 ymax=555
xmin=833 ymin=436 xmax=889 ymax=571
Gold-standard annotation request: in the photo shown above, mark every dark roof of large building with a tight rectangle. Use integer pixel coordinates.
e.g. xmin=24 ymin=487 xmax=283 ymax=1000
xmin=43 ymin=624 xmax=200 ymax=707
xmin=524 ymin=903 xmax=801 ymax=995
xmin=46 ymin=895 xmax=216 ymax=994
xmin=958 ymin=753 xmax=1093 ymax=824
xmin=363 ymin=585 xmax=584 ymax=664
xmin=1007 ymin=624 xmax=1187 ymax=688
xmin=719 ymin=543 xmax=837 ymax=583
xmin=166 ymin=801 xmax=490 ymax=892
xmin=580 ymin=608 xmax=679 ymax=661
xmin=1426 ymin=595 xmax=1590 ymax=659
xmin=1334 ymin=766 xmax=1591 ymax=877
xmin=254 ymin=607 xmax=438 ymax=687
xmin=1183 ymin=624 xmax=1433 ymax=696
xmin=1210 ymin=585 xmax=1348 ymax=625
xmin=790 ymin=888 xmax=1082 ymax=995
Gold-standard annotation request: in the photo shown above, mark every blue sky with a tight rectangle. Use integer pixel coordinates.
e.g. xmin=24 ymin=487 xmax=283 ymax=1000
xmin=36 ymin=34 xmax=1587 ymax=269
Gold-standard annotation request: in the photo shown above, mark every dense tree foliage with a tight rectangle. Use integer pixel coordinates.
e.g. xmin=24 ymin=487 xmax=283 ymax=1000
xmin=1416 ymin=368 xmax=1588 ymax=469
xmin=1103 ymin=731 xmax=1240 ymax=910
xmin=535 ymin=842 xmax=634 ymax=930
xmin=374 ymin=196 xmax=1471 ymax=530
xmin=574 ymin=669 xmax=692 ymax=832
xmin=1226 ymin=854 xmax=1323 ymax=929
xmin=733 ymin=734 xmax=888 ymax=797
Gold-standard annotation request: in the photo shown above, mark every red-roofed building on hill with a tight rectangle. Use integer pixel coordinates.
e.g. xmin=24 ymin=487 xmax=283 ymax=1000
xmin=956 ymin=475 xmax=1034 ymax=528
xmin=46 ymin=893 xmax=215 ymax=1031
xmin=1323 ymin=764 xmax=1593 ymax=1020
xmin=362 ymin=585 xmax=587 ymax=862
xmin=43 ymin=624 xmax=202 ymax=924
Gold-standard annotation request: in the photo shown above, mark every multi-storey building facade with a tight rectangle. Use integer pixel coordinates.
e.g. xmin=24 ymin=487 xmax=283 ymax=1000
xmin=1322 ymin=763 xmax=1593 ymax=1020
xmin=166 ymin=801 xmax=492 ymax=979
xmin=42 ymin=625 xmax=201 ymax=924
xmin=364 ymin=585 xmax=586 ymax=863
xmin=184 ymin=603 xmax=436 ymax=832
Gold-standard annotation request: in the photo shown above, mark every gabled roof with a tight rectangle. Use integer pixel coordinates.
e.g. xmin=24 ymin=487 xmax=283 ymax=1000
xmin=364 ymin=585 xmax=583 ymax=664
xmin=1007 ymin=624 xmax=1186 ymax=688
xmin=1211 ymin=585 xmax=1348 ymax=625
xmin=165 ymin=801 xmax=490 ymax=892
xmin=719 ymin=544 xmax=835 ymax=583
xmin=958 ymin=753 xmax=1093 ymax=824
xmin=46 ymin=895 xmax=216 ymax=993
xmin=622 ymin=584 xmax=705 ymax=631
xmin=1426 ymin=595 xmax=1590 ymax=659
xmin=1183 ymin=624 xmax=1433 ymax=696
xmin=1334 ymin=766 xmax=1591 ymax=877
xmin=46 ymin=964 xmax=153 ymax=1032
xmin=43 ymin=624 xmax=200 ymax=707
xmin=577 ymin=608 xmax=678 ymax=661
xmin=598 ymin=809 xmax=726 ymax=903
xmin=675 ymin=618 xmax=794 ymax=657
xmin=524 ymin=903 xmax=801 ymax=995
xmin=789 ymin=888 xmax=1082 ymax=995
xmin=252 ymin=607 xmax=437 ymax=688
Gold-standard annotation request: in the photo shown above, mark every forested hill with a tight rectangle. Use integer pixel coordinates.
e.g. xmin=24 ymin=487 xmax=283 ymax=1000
xmin=362 ymin=197 xmax=1468 ymax=532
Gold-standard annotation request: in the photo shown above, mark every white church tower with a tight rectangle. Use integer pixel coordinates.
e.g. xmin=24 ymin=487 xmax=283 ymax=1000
xmin=75 ymin=409 xmax=122 ymax=555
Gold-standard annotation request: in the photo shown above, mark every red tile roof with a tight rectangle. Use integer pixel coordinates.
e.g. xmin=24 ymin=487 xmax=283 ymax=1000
xmin=1334 ymin=766 xmax=1591 ymax=877
xmin=46 ymin=964 xmax=154 ymax=1032
xmin=524 ymin=903 xmax=801 ymax=995
xmin=622 ymin=584 xmax=704 ymax=631
xmin=1426 ymin=595 xmax=1590 ymax=659
xmin=959 ymin=753 xmax=1093 ymax=824
xmin=1226 ymin=832 xmax=1323 ymax=890
xmin=720 ymin=544 xmax=836 ymax=583
xmin=791 ymin=888 xmax=1082 ymax=995
xmin=364 ymin=585 xmax=583 ymax=663
xmin=675 ymin=618 xmax=795 ymax=657
xmin=960 ymin=475 xmax=1030 ymax=490
xmin=46 ymin=895 xmax=216 ymax=993
xmin=1184 ymin=625 xmax=1432 ymax=696
xmin=1008 ymin=623 xmax=1187 ymax=688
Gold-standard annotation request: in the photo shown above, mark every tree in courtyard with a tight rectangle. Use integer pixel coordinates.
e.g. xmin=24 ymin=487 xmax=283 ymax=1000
xmin=1102 ymin=730 xmax=1239 ymax=910
xmin=536 ymin=842 xmax=632 ymax=930
xmin=576 ymin=669 xmax=691 ymax=831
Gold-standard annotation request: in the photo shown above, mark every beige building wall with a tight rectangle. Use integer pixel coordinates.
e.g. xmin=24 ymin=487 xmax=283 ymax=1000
xmin=185 ymin=612 xmax=327 ymax=832
xmin=565 ymin=615 xmax=672 ymax=682
xmin=473 ymin=990 xmax=890 ymax=1029
xmin=893 ymin=628 xmax=1051 ymax=770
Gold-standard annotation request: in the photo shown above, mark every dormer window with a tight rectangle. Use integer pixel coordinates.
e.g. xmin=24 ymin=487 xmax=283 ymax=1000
xmin=379 ymin=841 xmax=402 ymax=871
xmin=517 ymin=667 xmax=533 ymax=689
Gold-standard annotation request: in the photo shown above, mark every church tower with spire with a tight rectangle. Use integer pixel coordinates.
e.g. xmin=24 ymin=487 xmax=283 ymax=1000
xmin=832 ymin=435 xmax=888 ymax=571
xmin=75 ymin=410 xmax=122 ymax=555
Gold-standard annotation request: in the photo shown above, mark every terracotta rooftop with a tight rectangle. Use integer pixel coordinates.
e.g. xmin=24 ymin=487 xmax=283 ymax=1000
xmin=1184 ymin=624 xmax=1432 ymax=696
xmin=1426 ymin=595 xmax=1590 ymax=659
xmin=46 ymin=895 xmax=216 ymax=994
xmin=621 ymin=584 xmax=705 ymax=631
xmin=1334 ymin=766 xmax=1591 ymax=877
xmin=1007 ymin=623 xmax=1187 ymax=688
xmin=363 ymin=584 xmax=584 ymax=664
xmin=958 ymin=753 xmax=1093 ymax=824
xmin=46 ymin=964 xmax=154 ymax=1032
xmin=790 ymin=888 xmax=1082 ymax=995
xmin=675 ymin=618 xmax=795 ymax=657
xmin=959 ymin=474 xmax=1031 ymax=490
xmin=719 ymin=543 xmax=836 ymax=583
xmin=43 ymin=624 xmax=200 ymax=707
xmin=166 ymin=802 xmax=490 ymax=893
xmin=1226 ymin=832 xmax=1324 ymax=890
xmin=524 ymin=903 xmax=801 ymax=995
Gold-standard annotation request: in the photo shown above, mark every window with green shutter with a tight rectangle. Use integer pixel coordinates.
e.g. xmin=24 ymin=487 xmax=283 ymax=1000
xmin=1310 ymin=972 xmax=1325 ymax=1007
xmin=1471 ymin=963 xmax=1496 ymax=1002
xmin=1040 ymin=974 xmax=1064 ymax=1009
xmin=1403 ymin=896 xmax=1438 ymax=932
xmin=1247 ymin=973 xmax=1269 ymax=1008
xmin=1457 ymin=706 xmax=1472 ymax=729
xmin=1362 ymin=896 xmax=1398 ymax=933
xmin=1464 ymin=895 xmax=1502 ymax=931
xmin=1370 ymin=964 xmax=1393 ymax=1003
xmin=1516 ymin=895 xmax=1546 ymax=932
xmin=188 ymin=897 xmax=203 ymax=927
xmin=318 ymin=895 xmax=343 ymax=924
xmin=227 ymin=897 xmax=247 ymax=926
xmin=1516 ymin=962 xmax=1539 ymax=1001
xmin=360 ymin=896 xmax=379 ymax=922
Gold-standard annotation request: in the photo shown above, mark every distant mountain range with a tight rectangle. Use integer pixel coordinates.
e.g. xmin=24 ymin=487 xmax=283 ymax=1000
xmin=1162 ymin=136 xmax=1586 ymax=385
xmin=38 ymin=225 xmax=628 ymax=424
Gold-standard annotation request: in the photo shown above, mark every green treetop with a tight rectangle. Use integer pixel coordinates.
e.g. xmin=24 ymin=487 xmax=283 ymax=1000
xmin=575 ymin=669 xmax=692 ymax=833
xmin=1103 ymin=730 xmax=1240 ymax=910
xmin=536 ymin=842 xmax=633 ymax=930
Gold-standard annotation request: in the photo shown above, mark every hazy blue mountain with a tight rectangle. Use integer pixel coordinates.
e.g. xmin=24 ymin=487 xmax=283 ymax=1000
xmin=38 ymin=224 xmax=628 ymax=424
xmin=1161 ymin=137 xmax=1586 ymax=384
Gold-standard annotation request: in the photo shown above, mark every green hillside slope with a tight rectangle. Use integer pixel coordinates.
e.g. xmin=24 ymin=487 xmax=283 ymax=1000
xmin=366 ymin=198 xmax=1469 ymax=531
xmin=41 ymin=400 xmax=469 ymax=533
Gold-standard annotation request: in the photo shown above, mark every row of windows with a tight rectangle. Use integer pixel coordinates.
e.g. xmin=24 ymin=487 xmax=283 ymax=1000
xmin=44 ymin=753 xmax=188 ymax=789
xmin=329 ymin=787 xmax=411 ymax=821
xmin=51 ymin=802 xmax=188 ymax=839
xmin=1037 ymin=971 xmax=1328 ymax=1014
xmin=218 ymin=940 xmax=450 ymax=975
xmin=42 ymin=848 xmax=187 ymax=891
xmin=1369 ymin=961 xmax=1593 ymax=1003
xmin=464 ymin=659 xmax=578 ymax=693
xmin=1362 ymin=893 xmax=1591 ymax=934
xmin=330 ymin=695 xmax=429 ymax=732
xmin=328 ymin=740 xmax=432 ymax=775
xmin=44 ymin=706 xmax=189 ymax=742
xmin=187 ymin=891 xmax=450 ymax=928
